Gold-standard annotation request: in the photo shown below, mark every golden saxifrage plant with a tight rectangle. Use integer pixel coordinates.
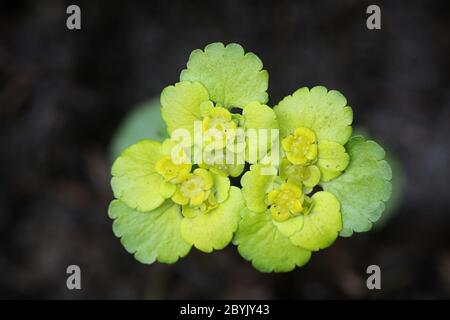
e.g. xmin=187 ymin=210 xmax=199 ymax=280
xmin=108 ymin=43 xmax=392 ymax=272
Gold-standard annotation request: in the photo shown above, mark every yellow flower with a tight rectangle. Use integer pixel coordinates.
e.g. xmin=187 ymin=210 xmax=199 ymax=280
xmin=267 ymin=183 xmax=304 ymax=222
xmin=155 ymin=155 xmax=191 ymax=184
xmin=282 ymin=127 xmax=317 ymax=165
xmin=202 ymin=106 xmax=237 ymax=149
xmin=172 ymin=168 xmax=214 ymax=207
xmin=280 ymin=158 xmax=321 ymax=191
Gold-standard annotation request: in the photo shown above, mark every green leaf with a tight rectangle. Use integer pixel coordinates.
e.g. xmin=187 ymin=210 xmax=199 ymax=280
xmin=233 ymin=208 xmax=312 ymax=272
xmin=109 ymin=98 xmax=169 ymax=160
xmin=289 ymin=191 xmax=342 ymax=251
xmin=321 ymin=136 xmax=392 ymax=237
xmin=241 ymin=164 xmax=276 ymax=213
xmin=108 ymin=199 xmax=191 ymax=264
xmin=317 ymin=140 xmax=350 ymax=182
xmin=180 ymin=186 xmax=243 ymax=252
xmin=226 ymin=163 xmax=246 ymax=178
xmin=160 ymin=81 xmax=209 ymax=135
xmin=159 ymin=180 xmax=176 ymax=198
xmin=242 ymin=101 xmax=278 ymax=131
xmin=111 ymin=140 xmax=166 ymax=212
xmin=242 ymin=101 xmax=279 ymax=162
xmin=274 ymin=215 xmax=304 ymax=237
xmin=180 ymin=42 xmax=269 ymax=108
xmin=374 ymin=150 xmax=405 ymax=229
xmin=274 ymin=86 xmax=353 ymax=145
xmin=211 ymin=170 xmax=231 ymax=203
xmin=351 ymin=129 xmax=404 ymax=230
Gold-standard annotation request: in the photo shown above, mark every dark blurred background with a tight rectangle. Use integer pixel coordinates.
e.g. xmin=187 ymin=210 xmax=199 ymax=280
xmin=1 ymin=0 xmax=449 ymax=299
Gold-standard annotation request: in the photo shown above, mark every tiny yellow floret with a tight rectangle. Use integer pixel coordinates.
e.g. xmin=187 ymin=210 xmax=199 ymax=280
xmin=155 ymin=156 xmax=191 ymax=184
xmin=282 ymin=127 xmax=318 ymax=165
xmin=267 ymin=183 xmax=304 ymax=222
xmin=172 ymin=168 xmax=214 ymax=207
xmin=202 ymin=107 xmax=237 ymax=149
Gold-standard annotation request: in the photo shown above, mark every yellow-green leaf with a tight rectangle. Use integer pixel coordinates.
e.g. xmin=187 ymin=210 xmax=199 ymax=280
xmin=108 ymin=200 xmax=191 ymax=264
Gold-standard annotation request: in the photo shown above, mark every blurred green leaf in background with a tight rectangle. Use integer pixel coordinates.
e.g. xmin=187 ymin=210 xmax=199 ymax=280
xmin=110 ymin=98 xmax=168 ymax=160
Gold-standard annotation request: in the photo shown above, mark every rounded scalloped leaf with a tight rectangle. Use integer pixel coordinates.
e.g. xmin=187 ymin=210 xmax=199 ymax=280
xmin=227 ymin=163 xmax=246 ymax=178
xmin=317 ymin=140 xmax=350 ymax=182
xmin=180 ymin=42 xmax=269 ymax=108
xmin=233 ymin=208 xmax=312 ymax=272
xmin=289 ymin=191 xmax=342 ymax=251
xmin=108 ymin=200 xmax=191 ymax=264
xmin=274 ymin=215 xmax=304 ymax=238
xmin=242 ymin=101 xmax=278 ymax=131
xmin=274 ymin=86 xmax=353 ymax=145
xmin=160 ymin=81 xmax=209 ymax=135
xmin=111 ymin=140 xmax=166 ymax=212
xmin=211 ymin=171 xmax=231 ymax=203
xmin=321 ymin=136 xmax=392 ymax=237
xmin=180 ymin=186 xmax=243 ymax=253
xmin=243 ymin=101 xmax=279 ymax=162
xmin=159 ymin=180 xmax=176 ymax=198
xmin=241 ymin=164 xmax=276 ymax=213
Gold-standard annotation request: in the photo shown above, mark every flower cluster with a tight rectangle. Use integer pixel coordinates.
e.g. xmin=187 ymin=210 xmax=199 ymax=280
xmin=108 ymin=43 xmax=392 ymax=272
